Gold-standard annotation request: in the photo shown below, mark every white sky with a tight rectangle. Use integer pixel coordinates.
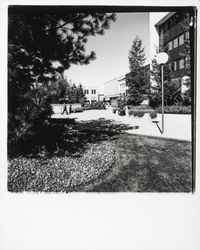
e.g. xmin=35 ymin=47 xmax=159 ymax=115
xmin=64 ymin=13 xmax=149 ymax=90
xmin=149 ymin=12 xmax=168 ymax=60
xmin=64 ymin=12 xmax=168 ymax=91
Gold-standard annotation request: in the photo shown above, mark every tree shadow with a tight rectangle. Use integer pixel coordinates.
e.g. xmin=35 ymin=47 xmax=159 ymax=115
xmin=8 ymin=118 xmax=136 ymax=158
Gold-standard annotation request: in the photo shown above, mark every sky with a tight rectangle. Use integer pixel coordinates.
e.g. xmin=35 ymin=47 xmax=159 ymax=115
xmin=149 ymin=12 xmax=168 ymax=60
xmin=64 ymin=12 xmax=168 ymax=92
xmin=64 ymin=13 xmax=150 ymax=91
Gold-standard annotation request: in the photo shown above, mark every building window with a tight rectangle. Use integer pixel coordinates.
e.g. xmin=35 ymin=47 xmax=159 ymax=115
xmin=91 ymin=89 xmax=96 ymax=94
xmin=85 ymin=89 xmax=89 ymax=94
xmin=168 ymin=41 xmax=173 ymax=51
xmin=164 ymin=22 xmax=168 ymax=32
xmin=179 ymin=58 xmax=185 ymax=69
xmin=174 ymin=61 xmax=178 ymax=71
xmin=185 ymin=31 xmax=190 ymax=40
xmin=160 ymin=27 xmax=164 ymax=35
xmin=179 ymin=34 xmax=184 ymax=46
xmin=173 ymin=37 xmax=178 ymax=48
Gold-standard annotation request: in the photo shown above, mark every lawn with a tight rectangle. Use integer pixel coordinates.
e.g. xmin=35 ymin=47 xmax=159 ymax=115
xmin=80 ymin=134 xmax=192 ymax=192
xmin=8 ymin=117 xmax=193 ymax=193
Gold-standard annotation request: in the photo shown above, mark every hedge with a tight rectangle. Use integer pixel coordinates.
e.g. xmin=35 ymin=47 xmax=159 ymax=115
xmin=155 ymin=105 xmax=191 ymax=114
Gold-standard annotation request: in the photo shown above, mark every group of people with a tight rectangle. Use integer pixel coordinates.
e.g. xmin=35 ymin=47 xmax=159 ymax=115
xmin=62 ymin=103 xmax=72 ymax=115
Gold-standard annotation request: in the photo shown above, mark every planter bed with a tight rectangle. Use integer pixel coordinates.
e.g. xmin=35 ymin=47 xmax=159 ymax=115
xmin=8 ymin=141 xmax=115 ymax=192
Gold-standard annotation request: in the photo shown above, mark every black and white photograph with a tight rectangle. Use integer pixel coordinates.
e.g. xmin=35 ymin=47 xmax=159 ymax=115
xmin=7 ymin=5 xmax=196 ymax=193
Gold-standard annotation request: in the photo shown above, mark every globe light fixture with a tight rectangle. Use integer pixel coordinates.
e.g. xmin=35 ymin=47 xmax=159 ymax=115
xmin=155 ymin=52 xmax=169 ymax=134
xmin=156 ymin=52 xmax=169 ymax=65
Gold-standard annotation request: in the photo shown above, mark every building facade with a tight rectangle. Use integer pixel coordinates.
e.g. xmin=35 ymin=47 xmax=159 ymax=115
xmin=155 ymin=12 xmax=190 ymax=84
xmin=104 ymin=75 xmax=127 ymax=102
xmin=83 ymin=85 xmax=104 ymax=104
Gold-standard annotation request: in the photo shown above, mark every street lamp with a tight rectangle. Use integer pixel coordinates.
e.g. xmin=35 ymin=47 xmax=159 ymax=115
xmin=155 ymin=52 xmax=169 ymax=134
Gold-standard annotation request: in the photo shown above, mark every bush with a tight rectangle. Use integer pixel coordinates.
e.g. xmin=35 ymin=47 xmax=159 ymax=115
xmin=155 ymin=105 xmax=191 ymax=114
xmin=83 ymin=102 xmax=106 ymax=110
xmin=74 ymin=107 xmax=83 ymax=112
xmin=118 ymin=110 xmax=126 ymax=116
xmin=150 ymin=112 xmax=157 ymax=119
xmin=112 ymin=107 xmax=120 ymax=114
xmin=83 ymin=106 xmax=105 ymax=110
xmin=133 ymin=112 xmax=144 ymax=118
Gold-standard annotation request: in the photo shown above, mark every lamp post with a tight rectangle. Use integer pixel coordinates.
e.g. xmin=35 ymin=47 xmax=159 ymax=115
xmin=156 ymin=52 xmax=169 ymax=134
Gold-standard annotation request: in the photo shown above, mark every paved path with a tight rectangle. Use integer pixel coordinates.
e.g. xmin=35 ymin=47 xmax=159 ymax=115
xmin=51 ymin=109 xmax=192 ymax=141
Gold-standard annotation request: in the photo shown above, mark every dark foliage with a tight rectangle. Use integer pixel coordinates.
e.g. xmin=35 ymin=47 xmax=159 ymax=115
xmin=8 ymin=8 xmax=116 ymax=152
xmin=126 ymin=36 xmax=149 ymax=105
xmin=150 ymin=59 xmax=183 ymax=107
xmin=155 ymin=105 xmax=191 ymax=114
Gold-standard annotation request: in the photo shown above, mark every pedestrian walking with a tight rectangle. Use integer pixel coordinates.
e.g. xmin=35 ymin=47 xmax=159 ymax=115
xmin=62 ymin=102 xmax=68 ymax=115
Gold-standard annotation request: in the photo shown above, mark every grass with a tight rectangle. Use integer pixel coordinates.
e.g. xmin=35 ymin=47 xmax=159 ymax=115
xmin=80 ymin=134 xmax=192 ymax=192
xmin=8 ymin=117 xmax=193 ymax=193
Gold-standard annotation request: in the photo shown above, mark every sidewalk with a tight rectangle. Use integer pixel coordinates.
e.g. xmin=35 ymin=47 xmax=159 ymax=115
xmin=51 ymin=109 xmax=192 ymax=141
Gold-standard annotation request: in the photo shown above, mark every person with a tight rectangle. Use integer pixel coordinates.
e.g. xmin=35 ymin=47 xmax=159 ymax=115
xmin=62 ymin=102 xmax=68 ymax=115
xmin=69 ymin=104 xmax=72 ymax=114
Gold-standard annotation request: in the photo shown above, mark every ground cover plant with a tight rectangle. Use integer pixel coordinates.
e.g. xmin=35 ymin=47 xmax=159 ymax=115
xmin=8 ymin=119 xmax=133 ymax=192
xmin=8 ymin=141 xmax=115 ymax=192
xmin=8 ymin=117 xmax=192 ymax=193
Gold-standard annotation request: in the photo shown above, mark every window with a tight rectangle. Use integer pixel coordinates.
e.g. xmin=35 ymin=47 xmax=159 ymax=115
xmin=174 ymin=61 xmax=177 ymax=71
xmin=185 ymin=31 xmax=190 ymax=40
xmin=160 ymin=27 xmax=164 ymax=35
xmin=173 ymin=37 xmax=178 ymax=48
xmin=85 ymin=89 xmax=89 ymax=94
xmin=168 ymin=41 xmax=173 ymax=51
xmin=91 ymin=89 xmax=96 ymax=94
xmin=164 ymin=22 xmax=168 ymax=32
xmin=179 ymin=58 xmax=185 ymax=69
xmin=179 ymin=34 xmax=184 ymax=46
xmin=168 ymin=19 xmax=173 ymax=29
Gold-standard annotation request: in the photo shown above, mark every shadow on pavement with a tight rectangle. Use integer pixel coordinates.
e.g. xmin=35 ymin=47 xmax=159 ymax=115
xmin=8 ymin=118 xmax=138 ymax=158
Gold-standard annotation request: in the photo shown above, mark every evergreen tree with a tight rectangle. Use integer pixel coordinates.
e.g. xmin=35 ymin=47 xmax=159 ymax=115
xmin=126 ymin=36 xmax=149 ymax=105
xmin=76 ymin=84 xmax=86 ymax=104
xmin=150 ymin=58 xmax=182 ymax=107
xmin=8 ymin=7 xmax=116 ymax=142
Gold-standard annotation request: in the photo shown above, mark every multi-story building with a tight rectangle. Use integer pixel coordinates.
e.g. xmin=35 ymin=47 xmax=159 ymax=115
xmin=83 ymin=85 xmax=104 ymax=104
xmin=155 ymin=12 xmax=190 ymax=85
xmin=104 ymin=75 xmax=127 ymax=103
xmin=104 ymin=64 xmax=150 ymax=105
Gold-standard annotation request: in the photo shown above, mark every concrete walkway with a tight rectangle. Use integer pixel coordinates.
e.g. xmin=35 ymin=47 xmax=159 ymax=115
xmin=51 ymin=109 xmax=192 ymax=141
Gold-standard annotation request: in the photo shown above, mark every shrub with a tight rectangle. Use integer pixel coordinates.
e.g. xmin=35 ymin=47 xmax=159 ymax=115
xmin=150 ymin=112 xmax=157 ymax=119
xmin=74 ymin=107 xmax=83 ymax=112
xmin=133 ymin=112 xmax=144 ymax=118
xmin=155 ymin=105 xmax=191 ymax=114
xmin=112 ymin=107 xmax=120 ymax=114
xmin=118 ymin=110 xmax=126 ymax=116
xmin=83 ymin=102 xmax=106 ymax=110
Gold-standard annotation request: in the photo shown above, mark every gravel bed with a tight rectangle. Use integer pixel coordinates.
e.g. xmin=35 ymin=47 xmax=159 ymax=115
xmin=8 ymin=141 xmax=115 ymax=192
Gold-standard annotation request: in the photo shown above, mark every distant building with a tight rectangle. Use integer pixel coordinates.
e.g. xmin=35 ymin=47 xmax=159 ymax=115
xmin=83 ymin=85 xmax=104 ymax=104
xmin=104 ymin=75 xmax=127 ymax=102
xmin=104 ymin=64 xmax=150 ymax=104
xmin=155 ymin=11 xmax=190 ymax=85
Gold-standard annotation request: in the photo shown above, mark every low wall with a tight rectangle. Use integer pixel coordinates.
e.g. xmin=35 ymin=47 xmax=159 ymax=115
xmin=51 ymin=103 xmax=81 ymax=114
